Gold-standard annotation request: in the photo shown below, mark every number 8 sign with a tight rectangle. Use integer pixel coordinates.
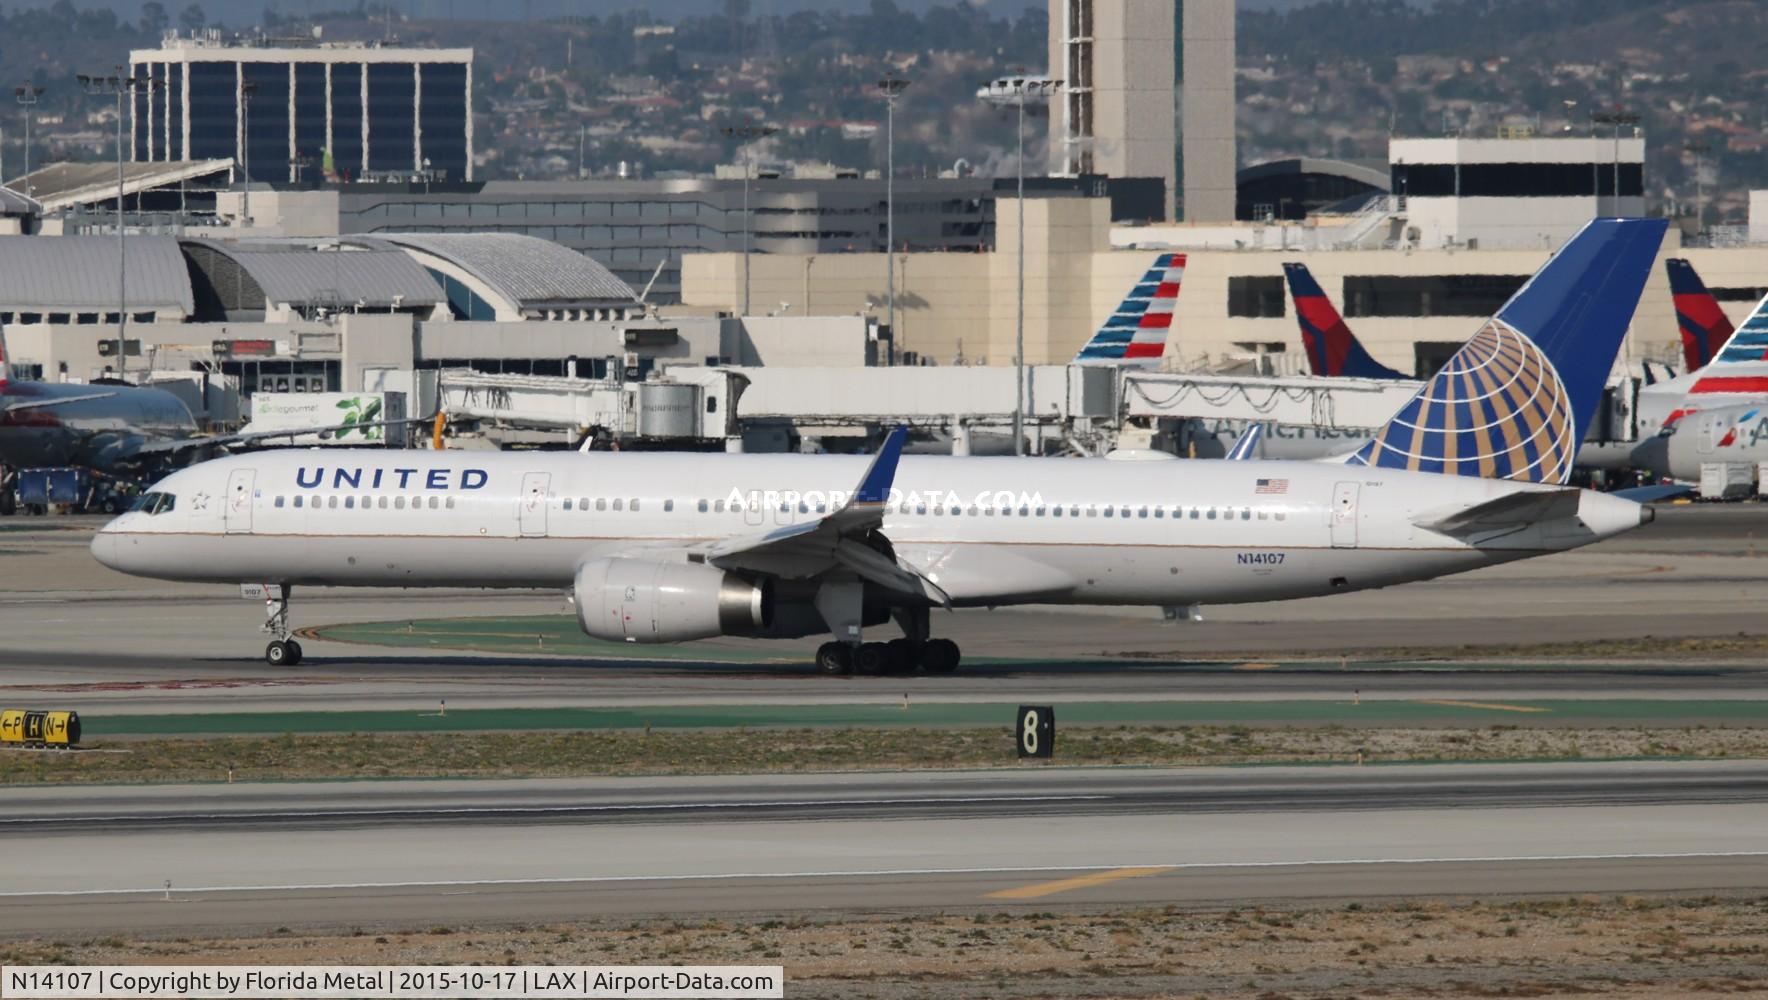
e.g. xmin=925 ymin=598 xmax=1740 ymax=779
xmin=1017 ymin=705 xmax=1054 ymax=759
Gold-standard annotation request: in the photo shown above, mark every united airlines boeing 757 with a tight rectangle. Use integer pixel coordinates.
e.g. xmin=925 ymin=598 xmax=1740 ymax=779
xmin=93 ymin=219 xmax=1666 ymax=673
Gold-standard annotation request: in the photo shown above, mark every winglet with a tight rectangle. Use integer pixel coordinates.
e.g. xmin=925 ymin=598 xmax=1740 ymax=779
xmin=1666 ymin=258 xmax=1734 ymax=372
xmin=854 ymin=425 xmax=908 ymax=505
xmin=0 ymin=321 xmax=10 ymax=387
xmin=1224 ymin=422 xmax=1263 ymax=460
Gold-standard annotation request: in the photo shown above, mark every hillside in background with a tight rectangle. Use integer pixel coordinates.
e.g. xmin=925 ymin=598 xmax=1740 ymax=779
xmin=0 ymin=0 xmax=1759 ymax=224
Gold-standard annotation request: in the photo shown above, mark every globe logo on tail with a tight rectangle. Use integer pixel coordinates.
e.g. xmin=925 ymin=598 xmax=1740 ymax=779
xmin=1351 ymin=319 xmax=1576 ymax=484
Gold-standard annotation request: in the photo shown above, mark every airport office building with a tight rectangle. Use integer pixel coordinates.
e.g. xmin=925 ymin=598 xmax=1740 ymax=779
xmin=130 ymin=34 xmax=472 ymax=183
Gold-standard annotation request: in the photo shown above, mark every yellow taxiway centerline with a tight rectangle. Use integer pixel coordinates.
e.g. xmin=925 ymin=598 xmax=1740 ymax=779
xmin=986 ymin=866 xmax=1174 ymax=900
xmin=1416 ymin=699 xmax=1552 ymax=714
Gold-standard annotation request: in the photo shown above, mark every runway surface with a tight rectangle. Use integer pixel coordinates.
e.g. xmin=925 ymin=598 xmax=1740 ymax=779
xmin=2 ymin=762 xmax=1765 ymax=936
xmin=4 ymin=506 xmax=1768 ymax=714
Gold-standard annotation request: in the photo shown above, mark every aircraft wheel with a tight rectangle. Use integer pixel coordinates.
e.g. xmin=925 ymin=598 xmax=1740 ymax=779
xmin=884 ymin=638 xmax=916 ymax=674
xmin=854 ymin=642 xmax=891 ymax=676
xmin=285 ymin=640 xmax=304 ymax=666
xmin=265 ymin=640 xmax=293 ymax=667
xmin=815 ymin=642 xmax=852 ymax=676
xmin=921 ymin=638 xmax=961 ymax=673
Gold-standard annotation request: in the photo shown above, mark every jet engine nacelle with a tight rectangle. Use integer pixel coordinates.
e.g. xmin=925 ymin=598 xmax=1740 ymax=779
xmin=574 ymin=557 xmax=772 ymax=643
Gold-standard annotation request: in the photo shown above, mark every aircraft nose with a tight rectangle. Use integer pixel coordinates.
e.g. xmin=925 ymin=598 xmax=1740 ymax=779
xmin=90 ymin=526 xmax=121 ymax=570
xmin=1629 ymin=437 xmax=1668 ymax=475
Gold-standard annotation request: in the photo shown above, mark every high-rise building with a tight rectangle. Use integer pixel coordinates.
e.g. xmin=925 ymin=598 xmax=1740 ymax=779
xmin=128 ymin=33 xmax=473 ymax=184
xmin=1047 ymin=0 xmax=1237 ymax=222
xmin=1179 ymin=0 xmax=1237 ymax=222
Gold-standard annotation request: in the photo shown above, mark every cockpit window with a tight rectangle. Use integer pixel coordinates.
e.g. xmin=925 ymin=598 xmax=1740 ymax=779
xmin=131 ymin=492 xmax=177 ymax=515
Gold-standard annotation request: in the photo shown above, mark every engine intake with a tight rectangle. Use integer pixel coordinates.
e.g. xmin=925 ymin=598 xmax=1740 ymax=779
xmin=574 ymin=557 xmax=771 ymax=643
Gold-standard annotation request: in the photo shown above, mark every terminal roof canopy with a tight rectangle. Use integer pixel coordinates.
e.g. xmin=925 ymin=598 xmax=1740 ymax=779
xmin=372 ymin=232 xmax=639 ymax=310
xmin=4 ymin=160 xmax=234 ymax=214
xmin=0 ymin=235 xmax=194 ymax=314
xmin=181 ymin=237 xmax=446 ymax=319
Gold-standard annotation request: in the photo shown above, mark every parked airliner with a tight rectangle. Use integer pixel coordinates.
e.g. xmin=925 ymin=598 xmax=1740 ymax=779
xmin=93 ymin=219 xmax=1666 ymax=673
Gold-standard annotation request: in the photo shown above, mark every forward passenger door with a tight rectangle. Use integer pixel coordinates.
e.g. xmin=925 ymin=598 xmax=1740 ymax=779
xmin=1330 ymin=481 xmax=1359 ymax=548
xmin=224 ymin=468 xmax=255 ymax=534
xmin=519 ymin=472 xmax=550 ymax=537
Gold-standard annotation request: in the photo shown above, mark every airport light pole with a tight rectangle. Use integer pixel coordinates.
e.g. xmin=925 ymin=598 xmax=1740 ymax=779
xmin=1591 ymin=110 xmax=1640 ymax=213
xmin=1685 ymin=139 xmax=1711 ymax=238
xmin=239 ymin=82 xmax=257 ymax=229
xmin=979 ymin=74 xmax=1057 ymax=456
xmin=721 ymin=123 xmax=779 ymax=317
xmin=14 ymin=84 xmax=42 ymax=200
xmin=877 ymin=74 xmax=909 ymax=347
xmin=80 ymin=69 xmax=161 ymax=381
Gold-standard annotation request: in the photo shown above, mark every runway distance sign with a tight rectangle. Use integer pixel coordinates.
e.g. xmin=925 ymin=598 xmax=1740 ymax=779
xmin=1017 ymin=705 xmax=1055 ymax=758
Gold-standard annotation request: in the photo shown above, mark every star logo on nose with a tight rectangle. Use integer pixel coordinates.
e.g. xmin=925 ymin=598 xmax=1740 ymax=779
xmin=190 ymin=493 xmax=210 ymax=511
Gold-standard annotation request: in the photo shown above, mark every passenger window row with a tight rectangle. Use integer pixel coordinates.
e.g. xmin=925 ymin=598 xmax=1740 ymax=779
xmin=273 ymin=495 xmax=452 ymax=510
xmin=265 ymin=494 xmax=1291 ymax=523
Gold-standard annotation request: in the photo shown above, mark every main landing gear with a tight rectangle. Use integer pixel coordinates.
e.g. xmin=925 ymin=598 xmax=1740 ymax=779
xmin=261 ymin=585 xmax=304 ymax=666
xmin=813 ymin=604 xmax=960 ymax=676
xmin=814 ymin=638 xmax=960 ymax=676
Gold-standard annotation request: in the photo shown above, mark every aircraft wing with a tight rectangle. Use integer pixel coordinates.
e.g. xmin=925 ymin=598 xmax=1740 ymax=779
xmin=3 ymin=391 xmax=117 ymax=413
xmin=699 ymin=426 xmax=951 ymax=605
xmin=1414 ymin=488 xmax=1583 ymax=539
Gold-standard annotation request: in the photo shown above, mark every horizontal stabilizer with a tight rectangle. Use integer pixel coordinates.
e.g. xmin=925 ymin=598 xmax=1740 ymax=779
xmin=1613 ymin=483 xmax=1694 ymax=504
xmin=3 ymin=391 xmax=117 ymax=413
xmin=1414 ymin=488 xmax=1582 ymax=539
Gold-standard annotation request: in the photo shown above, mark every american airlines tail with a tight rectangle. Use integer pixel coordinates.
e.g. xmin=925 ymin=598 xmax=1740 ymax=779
xmin=1281 ymin=262 xmax=1408 ymax=379
xmin=1072 ymin=253 xmax=1184 ymax=366
xmin=1679 ymin=290 xmax=1768 ymax=408
xmin=1348 ymin=217 xmax=1667 ymax=484
xmin=1665 ymin=258 xmax=1735 ymax=373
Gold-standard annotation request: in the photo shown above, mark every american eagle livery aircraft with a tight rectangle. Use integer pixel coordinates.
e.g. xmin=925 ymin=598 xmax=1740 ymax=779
xmin=94 ymin=219 xmax=1666 ymax=673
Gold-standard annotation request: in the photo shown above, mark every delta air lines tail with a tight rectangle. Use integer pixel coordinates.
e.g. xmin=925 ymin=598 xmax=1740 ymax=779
xmin=1665 ymin=258 xmax=1735 ymax=373
xmin=1073 ymin=253 xmax=1184 ymax=366
xmin=1348 ymin=217 xmax=1667 ymax=484
xmin=1282 ymin=263 xmax=1407 ymax=379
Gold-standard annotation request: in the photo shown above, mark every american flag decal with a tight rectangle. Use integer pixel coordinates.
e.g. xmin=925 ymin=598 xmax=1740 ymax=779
xmin=1255 ymin=478 xmax=1289 ymax=494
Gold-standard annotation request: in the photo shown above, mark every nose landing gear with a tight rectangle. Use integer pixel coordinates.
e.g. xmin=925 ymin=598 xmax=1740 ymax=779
xmin=261 ymin=585 xmax=303 ymax=666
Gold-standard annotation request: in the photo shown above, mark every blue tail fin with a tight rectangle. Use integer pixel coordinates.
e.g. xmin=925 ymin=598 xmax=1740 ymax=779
xmin=1283 ymin=263 xmax=1407 ymax=379
xmin=1348 ymin=218 xmax=1666 ymax=484
xmin=1074 ymin=253 xmax=1184 ymax=366
xmin=1224 ymin=422 xmax=1263 ymax=460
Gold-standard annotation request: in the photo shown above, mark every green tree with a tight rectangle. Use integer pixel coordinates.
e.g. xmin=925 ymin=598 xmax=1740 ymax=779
xmin=140 ymin=1 xmax=169 ymax=34
xmin=179 ymin=2 xmax=206 ymax=32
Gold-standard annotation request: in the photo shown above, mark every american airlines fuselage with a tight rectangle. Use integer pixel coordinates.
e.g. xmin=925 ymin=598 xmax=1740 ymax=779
xmin=96 ymin=449 xmax=1646 ymax=611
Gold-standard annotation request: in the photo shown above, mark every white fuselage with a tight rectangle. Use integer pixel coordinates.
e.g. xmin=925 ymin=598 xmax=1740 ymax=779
xmin=93 ymin=449 xmax=1647 ymax=612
